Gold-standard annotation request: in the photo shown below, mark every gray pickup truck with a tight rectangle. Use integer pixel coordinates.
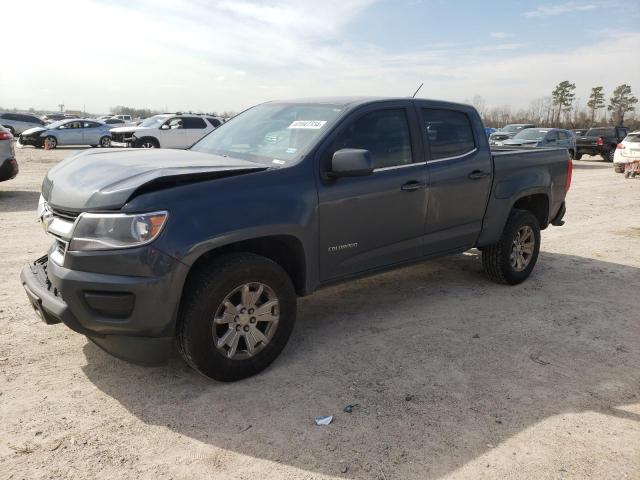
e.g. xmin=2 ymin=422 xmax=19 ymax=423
xmin=21 ymin=97 xmax=570 ymax=381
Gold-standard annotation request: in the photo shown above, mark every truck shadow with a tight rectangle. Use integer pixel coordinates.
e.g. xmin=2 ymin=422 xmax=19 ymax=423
xmin=82 ymin=251 xmax=640 ymax=478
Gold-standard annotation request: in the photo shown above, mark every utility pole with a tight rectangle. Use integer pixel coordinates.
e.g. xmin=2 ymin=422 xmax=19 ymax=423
xmin=58 ymin=103 xmax=65 ymax=113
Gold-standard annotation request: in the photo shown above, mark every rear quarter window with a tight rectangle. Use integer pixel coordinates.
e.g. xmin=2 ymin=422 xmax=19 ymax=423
xmin=586 ymin=128 xmax=614 ymax=137
xmin=625 ymin=134 xmax=640 ymax=143
xmin=183 ymin=117 xmax=207 ymax=129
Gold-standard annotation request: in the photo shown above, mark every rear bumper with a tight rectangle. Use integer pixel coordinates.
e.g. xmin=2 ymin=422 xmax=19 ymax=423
xmin=20 ymin=254 xmax=182 ymax=365
xmin=550 ymin=201 xmax=566 ymax=226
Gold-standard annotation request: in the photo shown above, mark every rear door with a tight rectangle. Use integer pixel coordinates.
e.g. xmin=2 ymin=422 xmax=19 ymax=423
xmin=182 ymin=117 xmax=209 ymax=146
xmin=417 ymin=104 xmax=492 ymax=253
xmin=317 ymin=102 xmax=428 ymax=280
xmin=81 ymin=121 xmax=103 ymax=144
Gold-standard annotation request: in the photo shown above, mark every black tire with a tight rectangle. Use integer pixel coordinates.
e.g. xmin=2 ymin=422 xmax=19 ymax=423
xmin=177 ymin=253 xmax=297 ymax=381
xmin=99 ymin=136 xmax=111 ymax=148
xmin=136 ymin=137 xmax=159 ymax=148
xmin=602 ymin=148 xmax=615 ymax=162
xmin=44 ymin=136 xmax=57 ymax=149
xmin=573 ymin=152 xmax=583 ymax=160
xmin=614 ymin=163 xmax=625 ymax=174
xmin=568 ymin=149 xmax=575 ymax=160
xmin=482 ymin=209 xmax=541 ymax=285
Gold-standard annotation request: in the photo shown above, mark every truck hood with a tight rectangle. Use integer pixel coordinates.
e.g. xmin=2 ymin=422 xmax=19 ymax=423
xmin=42 ymin=148 xmax=268 ymax=211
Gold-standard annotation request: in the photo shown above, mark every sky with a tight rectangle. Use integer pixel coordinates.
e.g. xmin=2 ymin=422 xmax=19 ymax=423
xmin=1 ymin=0 xmax=639 ymax=114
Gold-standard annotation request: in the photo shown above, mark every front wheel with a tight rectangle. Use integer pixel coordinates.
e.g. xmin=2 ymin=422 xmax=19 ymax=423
xmin=614 ymin=163 xmax=625 ymax=174
xmin=177 ymin=253 xmax=297 ymax=381
xmin=99 ymin=136 xmax=111 ymax=148
xmin=482 ymin=209 xmax=541 ymax=285
xmin=44 ymin=136 xmax=57 ymax=149
xmin=573 ymin=152 xmax=583 ymax=160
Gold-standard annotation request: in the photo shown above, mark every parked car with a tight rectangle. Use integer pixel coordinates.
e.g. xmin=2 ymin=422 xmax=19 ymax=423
xmin=19 ymin=119 xmax=113 ymax=149
xmin=485 ymin=127 xmax=496 ymax=137
xmin=572 ymin=129 xmax=588 ymax=136
xmin=42 ymin=113 xmax=68 ymax=123
xmin=111 ymin=114 xmax=133 ymax=122
xmin=575 ymin=126 xmax=629 ymax=161
xmin=0 ymin=112 xmax=46 ymax=135
xmin=502 ymin=128 xmax=577 ymax=158
xmin=489 ymin=124 xmax=536 ymax=145
xmin=103 ymin=117 xmax=136 ymax=128
xmin=0 ymin=125 xmax=18 ymax=182
xmin=613 ymin=130 xmax=640 ymax=174
xmin=110 ymin=113 xmax=223 ymax=148
xmin=95 ymin=115 xmax=113 ymax=121
xmin=21 ymin=97 xmax=571 ymax=381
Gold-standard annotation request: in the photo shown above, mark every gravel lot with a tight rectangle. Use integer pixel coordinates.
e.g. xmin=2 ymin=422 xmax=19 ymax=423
xmin=1 ymin=145 xmax=639 ymax=480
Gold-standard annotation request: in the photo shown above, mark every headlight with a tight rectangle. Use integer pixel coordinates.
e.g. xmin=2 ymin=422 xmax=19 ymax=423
xmin=69 ymin=211 xmax=168 ymax=251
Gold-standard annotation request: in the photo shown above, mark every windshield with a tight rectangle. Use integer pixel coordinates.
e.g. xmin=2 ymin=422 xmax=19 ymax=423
xmin=190 ymin=103 xmax=344 ymax=165
xmin=513 ymin=129 xmax=548 ymax=140
xmin=139 ymin=116 xmax=167 ymax=128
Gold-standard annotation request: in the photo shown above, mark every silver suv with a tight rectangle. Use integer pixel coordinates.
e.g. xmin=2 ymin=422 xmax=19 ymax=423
xmin=0 ymin=112 xmax=45 ymax=135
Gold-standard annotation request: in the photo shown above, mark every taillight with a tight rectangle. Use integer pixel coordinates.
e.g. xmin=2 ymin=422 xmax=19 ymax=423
xmin=596 ymin=137 xmax=604 ymax=145
xmin=616 ymin=143 xmax=623 ymax=149
xmin=0 ymin=131 xmax=12 ymax=140
xmin=566 ymin=157 xmax=572 ymax=192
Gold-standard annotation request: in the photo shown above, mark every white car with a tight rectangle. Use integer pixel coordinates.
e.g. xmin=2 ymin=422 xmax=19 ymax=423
xmin=613 ymin=130 xmax=640 ymax=176
xmin=109 ymin=114 xmax=223 ymax=149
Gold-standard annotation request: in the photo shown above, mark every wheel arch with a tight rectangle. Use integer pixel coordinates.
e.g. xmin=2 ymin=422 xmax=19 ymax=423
xmin=182 ymin=234 xmax=308 ymax=298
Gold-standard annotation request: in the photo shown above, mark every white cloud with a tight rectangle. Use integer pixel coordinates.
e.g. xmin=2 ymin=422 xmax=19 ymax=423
xmin=524 ymin=2 xmax=596 ymax=18
xmin=0 ymin=0 xmax=638 ymax=115
xmin=490 ymin=32 xmax=512 ymax=38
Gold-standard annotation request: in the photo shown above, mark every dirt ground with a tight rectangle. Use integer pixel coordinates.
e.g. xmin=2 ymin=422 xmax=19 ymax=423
xmin=1 ymin=145 xmax=639 ymax=480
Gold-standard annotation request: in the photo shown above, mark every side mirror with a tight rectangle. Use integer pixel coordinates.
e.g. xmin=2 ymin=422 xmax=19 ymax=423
xmin=329 ymin=149 xmax=374 ymax=178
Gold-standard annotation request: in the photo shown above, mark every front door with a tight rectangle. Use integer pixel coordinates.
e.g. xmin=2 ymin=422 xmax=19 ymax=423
xmin=56 ymin=121 xmax=84 ymax=145
xmin=317 ymin=104 xmax=428 ymax=281
xmin=417 ymin=106 xmax=493 ymax=253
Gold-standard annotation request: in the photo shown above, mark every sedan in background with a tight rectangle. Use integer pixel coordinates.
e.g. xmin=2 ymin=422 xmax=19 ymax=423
xmin=489 ymin=123 xmax=536 ymax=145
xmin=502 ymin=128 xmax=577 ymax=158
xmin=19 ymin=119 xmax=113 ymax=149
xmin=0 ymin=125 xmax=18 ymax=182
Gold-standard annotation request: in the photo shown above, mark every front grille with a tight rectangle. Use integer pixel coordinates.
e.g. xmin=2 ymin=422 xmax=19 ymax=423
xmin=111 ymin=132 xmax=134 ymax=143
xmin=49 ymin=207 xmax=79 ymax=221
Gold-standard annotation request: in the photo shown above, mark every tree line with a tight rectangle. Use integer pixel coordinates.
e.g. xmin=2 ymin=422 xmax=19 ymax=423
xmin=474 ymin=83 xmax=638 ymax=130
xmin=109 ymin=106 xmax=238 ymax=119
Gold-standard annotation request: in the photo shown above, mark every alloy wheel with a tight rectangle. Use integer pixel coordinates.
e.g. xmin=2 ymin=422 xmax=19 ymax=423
xmin=212 ymin=282 xmax=280 ymax=359
xmin=510 ymin=225 xmax=535 ymax=272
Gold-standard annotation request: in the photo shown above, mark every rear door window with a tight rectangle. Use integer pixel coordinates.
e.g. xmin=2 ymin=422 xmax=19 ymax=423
xmin=182 ymin=117 xmax=207 ymax=129
xmin=421 ymin=109 xmax=475 ymax=159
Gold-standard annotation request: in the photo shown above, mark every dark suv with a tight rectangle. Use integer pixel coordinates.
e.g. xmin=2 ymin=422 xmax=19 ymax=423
xmin=575 ymin=126 xmax=629 ymax=161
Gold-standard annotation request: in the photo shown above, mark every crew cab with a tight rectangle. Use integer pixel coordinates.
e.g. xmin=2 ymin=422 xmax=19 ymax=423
xmin=110 ymin=113 xmax=223 ymax=149
xmin=575 ymin=126 xmax=629 ymax=161
xmin=21 ymin=97 xmax=570 ymax=381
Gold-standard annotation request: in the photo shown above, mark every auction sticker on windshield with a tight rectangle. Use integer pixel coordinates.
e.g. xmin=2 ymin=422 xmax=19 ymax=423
xmin=288 ymin=120 xmax=327 ymax=129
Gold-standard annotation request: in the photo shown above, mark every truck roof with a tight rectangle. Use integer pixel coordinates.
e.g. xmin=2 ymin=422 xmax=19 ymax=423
xmin=273 ymin=96 xmax=474 ymax=110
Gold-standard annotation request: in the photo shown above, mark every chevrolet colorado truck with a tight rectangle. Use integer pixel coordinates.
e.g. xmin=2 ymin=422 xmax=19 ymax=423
xmin=21 ymin=97 xmax=570 ymax=381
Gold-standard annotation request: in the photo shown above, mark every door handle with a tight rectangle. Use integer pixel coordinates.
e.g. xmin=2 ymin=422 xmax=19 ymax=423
xmin=401 ymin=181 xmax=426 ymax=192
xmin=468 ymin=170 xmax=490 ymax=180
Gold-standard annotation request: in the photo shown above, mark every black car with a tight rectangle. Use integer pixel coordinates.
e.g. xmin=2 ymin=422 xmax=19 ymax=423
xmin=575 ymin=126 xmax=629 ymax=161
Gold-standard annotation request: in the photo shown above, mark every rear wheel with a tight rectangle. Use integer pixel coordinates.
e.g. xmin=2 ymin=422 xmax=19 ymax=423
xmin=573 ymin=152 xmax=583 ymax=160
xmin=602 ymin=148 xmax=615 ymax=162
xmin=177 ymin=253 xmax=297 ymax=381
xmin=614 ymin=163 xmax=625 ymax=174
xmin=99 ymin=136 xmax=111 ymax=148
xmin=482 ymin=209 xmax=541 ymax=285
